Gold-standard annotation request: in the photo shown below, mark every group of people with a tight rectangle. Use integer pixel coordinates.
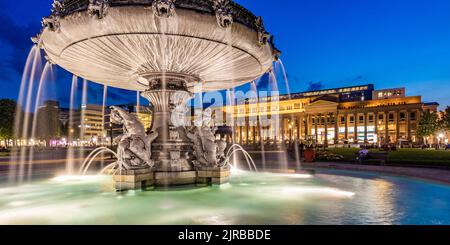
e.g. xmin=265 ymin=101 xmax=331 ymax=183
xmin=381 ymin=144 xmax=397 ymax=151
xmin=296 ymin=141 xmax=315 ymax=157
xmin=421 ymin=143 xmax=450 ymax=150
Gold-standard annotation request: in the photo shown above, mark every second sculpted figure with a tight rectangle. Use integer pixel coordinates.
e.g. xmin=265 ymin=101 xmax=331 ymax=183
xmin=186 ymin=108 xmax=228 ymax=168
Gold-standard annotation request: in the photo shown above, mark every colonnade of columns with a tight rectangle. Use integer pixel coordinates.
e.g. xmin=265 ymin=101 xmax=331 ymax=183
xmin=231 ymin=108 xmax=421 ymax=147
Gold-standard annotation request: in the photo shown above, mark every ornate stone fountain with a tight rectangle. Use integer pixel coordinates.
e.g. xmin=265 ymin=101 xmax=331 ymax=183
xmin=36 ymin=0 xmax=279 ymax=190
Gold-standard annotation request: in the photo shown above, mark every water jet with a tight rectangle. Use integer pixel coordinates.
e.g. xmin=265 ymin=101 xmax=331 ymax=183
xmin=37 ymin=0 xmax=278 ymax=190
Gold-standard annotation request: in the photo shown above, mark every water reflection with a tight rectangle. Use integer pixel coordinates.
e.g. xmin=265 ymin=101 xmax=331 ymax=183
xmin=0 ymin=170 xmax=449 ymax=225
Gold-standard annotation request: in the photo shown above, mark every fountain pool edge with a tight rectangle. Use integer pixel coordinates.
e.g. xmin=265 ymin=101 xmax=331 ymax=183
xmin=302 ymin=162 xmax=450 ymax=186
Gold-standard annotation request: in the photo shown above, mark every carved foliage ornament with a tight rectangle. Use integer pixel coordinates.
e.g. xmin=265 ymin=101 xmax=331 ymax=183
xmin=88 ymin=0 xmax=110 ymax=19
xmin=31 ymin=34 xmax=41 ymax=45
xmin=213 ymin=0 xmax=234 ymax=29
xmin=255 ymin=16 xmax=270 ymax=46
xmin=42 ymin=16 xmax=61 ymax=32
xmin=269 ymin=36 xmax=282 ymax=61
xmin=51 ymin=0 xmax=64 ymax=16
xmin=153 ymin=0 xmax=176 ymax=18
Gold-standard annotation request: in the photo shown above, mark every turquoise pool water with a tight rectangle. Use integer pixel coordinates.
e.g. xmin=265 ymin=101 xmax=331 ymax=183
xmin=0 ymin=169 xmax=449 ymax=225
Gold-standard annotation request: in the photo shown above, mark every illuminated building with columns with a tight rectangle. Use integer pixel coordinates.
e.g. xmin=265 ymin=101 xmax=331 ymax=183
xmin=217 ymin=84 xmax=439 ymax=147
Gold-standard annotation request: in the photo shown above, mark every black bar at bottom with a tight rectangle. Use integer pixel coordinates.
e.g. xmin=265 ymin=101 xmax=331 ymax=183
xmin=0 ymin=226 xmax=449 ymax=243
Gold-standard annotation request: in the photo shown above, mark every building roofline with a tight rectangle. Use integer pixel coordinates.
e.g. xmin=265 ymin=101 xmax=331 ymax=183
xmin=299 ymin=84 xmax=374 ymax=94
xmin=424 ymin=102 xmax=440 ymax=106
xmin=276 ymin=84 xmax=375 ymax=99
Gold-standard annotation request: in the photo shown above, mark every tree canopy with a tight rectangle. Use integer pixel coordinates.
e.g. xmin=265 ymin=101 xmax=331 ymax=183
xmin=0 ymin=99 xmax=17 ymax=141
xmin=417 ymin=110 xmax=439 ymax=140
xmin=440 ymin=106 xmax=450 ymax=131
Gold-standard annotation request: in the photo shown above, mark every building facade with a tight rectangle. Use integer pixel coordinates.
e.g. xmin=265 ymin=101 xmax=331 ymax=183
xmin=57 ymin=104 xmax=152 ymax=145
xmin=217 ymin=84 xmax=439 ymax=147
xmin=36 ymin=100 xmax=61 ymax=141
xmin=71 ymin=104 xmax=105 ymax=142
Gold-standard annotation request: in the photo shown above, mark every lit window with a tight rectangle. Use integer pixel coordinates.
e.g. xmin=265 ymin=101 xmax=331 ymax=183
xmin=359 ymin=115 xmax=364 ymax=123
xmin=389 ymin=113 xmax=394 ymax=122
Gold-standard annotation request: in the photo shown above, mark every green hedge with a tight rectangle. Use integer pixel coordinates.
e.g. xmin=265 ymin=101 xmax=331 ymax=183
xmin=0 ymin=152 xmax=10 ymax=157
xmin=326 ymin=148 xmax=450 ymax=167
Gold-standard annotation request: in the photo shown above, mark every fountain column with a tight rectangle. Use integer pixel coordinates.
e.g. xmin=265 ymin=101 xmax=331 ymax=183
xmin=141 ymin=78 xmax=194 ymax=174
xmin=137 ymin=76 xmax=231 ymax=187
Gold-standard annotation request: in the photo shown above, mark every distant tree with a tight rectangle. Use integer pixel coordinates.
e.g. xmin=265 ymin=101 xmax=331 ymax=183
xmin=440 ymin=106 xmax=450 ymax=131
xmin=0 ymin=99 xmax=17 ymax=146
xmin=417 ymin=110 xmax=439 ymax=144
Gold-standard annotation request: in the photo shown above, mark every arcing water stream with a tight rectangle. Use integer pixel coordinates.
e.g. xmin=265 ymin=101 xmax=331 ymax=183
xmin=65 ymin=75 xmax=78 ymax=175
xmin=8 ymin=42 xmax=296 ymax=186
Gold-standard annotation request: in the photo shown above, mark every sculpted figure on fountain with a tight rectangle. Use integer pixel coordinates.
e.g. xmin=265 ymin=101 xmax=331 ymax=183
xmin=88 ymin=0 xmax=110 ymax=19
xmin=213 ymin=0 xmax=234 ymax=29
xmin=110 ymin=106 xmax=158 ymax=170
xmin=216 ymin=138 xmax=228 ymax=166
xmin=153 ymin=0 xmax=177 ymax=18
xmin=186 ymin=108 xmax=228 ymax=168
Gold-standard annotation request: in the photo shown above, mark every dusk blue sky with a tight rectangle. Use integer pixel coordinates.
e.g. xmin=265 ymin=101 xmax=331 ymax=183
xmin=0 ymin=0 xmax=449 ymax=109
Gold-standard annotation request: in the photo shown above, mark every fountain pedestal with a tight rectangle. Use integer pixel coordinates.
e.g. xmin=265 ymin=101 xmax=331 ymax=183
xmin=197 ymin=165 xmax=232 ymax=186
xmin=113 ymin=169 xmax=199 ymax=191
xmin=114 ymin=166 xmax=231 ymax=191
xmin=113 ymin=77 xmax=231 ymax=191
xmin=113 ymin=168 xmax=154 ymax=191
xmin=140 ymin=76 xmax=195 ymax=173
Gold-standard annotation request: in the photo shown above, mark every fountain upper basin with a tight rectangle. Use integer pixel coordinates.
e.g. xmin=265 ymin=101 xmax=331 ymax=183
xmin=40 ymin=5 xmax=274 ymax=92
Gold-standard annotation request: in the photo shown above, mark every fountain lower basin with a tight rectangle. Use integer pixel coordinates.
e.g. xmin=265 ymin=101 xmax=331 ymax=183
xmin=1 ymin=169 xmax=450 ymax=225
